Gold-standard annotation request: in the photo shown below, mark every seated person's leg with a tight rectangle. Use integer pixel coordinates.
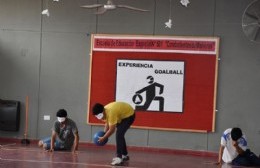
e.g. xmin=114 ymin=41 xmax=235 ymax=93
xmin=39 ymin=137 xmax=51 ymax=150
xmin=54 ymin=140 xmax=65 ymax=151
xmin=39 ymin=137 xmax=66 ymax=151
xmin=232 ymin=150 xmax=252 ymax=167
xmin=247 ymin=150 xmax=260 ymax=166
xmin=232 ymin=156 xmax=250 ymax=166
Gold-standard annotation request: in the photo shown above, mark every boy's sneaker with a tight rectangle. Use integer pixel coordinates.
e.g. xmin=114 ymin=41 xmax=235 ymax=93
xmin=122 ymin=155 xmax=130 ymax=161
xmin=111 ymin=157 xmax=123 ymax=166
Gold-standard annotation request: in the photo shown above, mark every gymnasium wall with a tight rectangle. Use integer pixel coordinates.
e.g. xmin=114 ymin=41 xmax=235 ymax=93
xmin=0 ymin=0 xmax=260 ymax=154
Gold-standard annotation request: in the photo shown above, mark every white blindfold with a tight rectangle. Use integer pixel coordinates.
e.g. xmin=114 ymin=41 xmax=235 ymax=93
xmin=95 ymin=113 xmax=104 ymax=120
xmin=57 ymin=117 xmax=66 ymax=123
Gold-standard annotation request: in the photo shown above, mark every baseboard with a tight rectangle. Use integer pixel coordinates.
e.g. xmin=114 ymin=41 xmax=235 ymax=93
xmin=0 ymin=137 xmax=218 ymax=157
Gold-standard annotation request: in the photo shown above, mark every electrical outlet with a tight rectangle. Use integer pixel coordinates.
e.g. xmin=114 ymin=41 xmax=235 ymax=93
xmin=44 ymin=115 xmax=50 ymax=120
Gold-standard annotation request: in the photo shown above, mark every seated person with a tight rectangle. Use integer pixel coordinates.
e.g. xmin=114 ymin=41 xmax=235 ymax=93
xmin=217 ymin=127 xmax=260 ymax=167
xmin=38 ymin=109 xmax=79 ymax=153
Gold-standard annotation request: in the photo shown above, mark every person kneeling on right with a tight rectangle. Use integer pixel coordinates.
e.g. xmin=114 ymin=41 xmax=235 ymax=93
xmin=217 ymin=127 xmax=260 ymax=167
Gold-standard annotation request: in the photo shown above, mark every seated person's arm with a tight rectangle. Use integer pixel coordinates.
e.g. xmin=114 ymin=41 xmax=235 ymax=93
xmin=217 ymin=145 xmax=224 ymax=164
xmin=233 ymin=141 xmax=244 ymax=154
xmin=72 ymin=132 xmax=79 ymax=153
xmin=50 ymin=130 xmax=56 ymax=152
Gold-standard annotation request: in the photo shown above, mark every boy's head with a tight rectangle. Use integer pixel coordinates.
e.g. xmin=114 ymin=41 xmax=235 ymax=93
xmin=56 ymin=109 xmax=67 ymax=123
xmin=231 ymin=127 xmax=242 ymax=141
xmin=92 ymin=103 xmax=104 ymax=119
xmin=56 ymin=109 xmax=67 ymax=117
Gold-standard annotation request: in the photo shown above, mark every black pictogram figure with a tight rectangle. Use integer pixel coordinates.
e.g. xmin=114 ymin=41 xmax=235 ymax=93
xmin=133 ymin=76 xmax=164 ymax=111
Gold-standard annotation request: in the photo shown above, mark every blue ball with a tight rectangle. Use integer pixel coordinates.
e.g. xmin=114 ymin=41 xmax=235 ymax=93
xmin=93 ymin=131 xmax=108 ymax=146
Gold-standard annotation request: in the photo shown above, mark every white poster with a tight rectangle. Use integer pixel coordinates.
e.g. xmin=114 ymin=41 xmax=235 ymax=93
xmin=116 ymin=59 xmax=185 ymax=112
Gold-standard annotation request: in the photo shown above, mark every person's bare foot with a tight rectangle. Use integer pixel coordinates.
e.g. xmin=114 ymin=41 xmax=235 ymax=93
xmin=38 ymin=140 xmax=43 ymax=147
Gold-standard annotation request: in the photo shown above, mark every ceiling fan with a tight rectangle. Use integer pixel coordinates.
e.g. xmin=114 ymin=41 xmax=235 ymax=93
xmin=242 ymin=0 xmax=260 ymax=43
xmin=80 ymin=0 xmax=149 ymax=14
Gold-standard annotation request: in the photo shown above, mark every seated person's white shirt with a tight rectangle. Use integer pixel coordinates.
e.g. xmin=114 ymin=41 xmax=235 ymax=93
xmin=221 ymin=128 xmax=248 ymax=163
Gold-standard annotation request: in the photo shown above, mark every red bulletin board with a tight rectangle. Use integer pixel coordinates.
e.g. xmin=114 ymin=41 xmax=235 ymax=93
xmin=87 ymin=34 xmax=220 ymax=133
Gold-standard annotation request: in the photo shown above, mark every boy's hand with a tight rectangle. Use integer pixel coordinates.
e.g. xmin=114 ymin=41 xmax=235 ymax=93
xmin=72 ymin=150 xmax=78 ymax=155
xmin=98 ymin=136 xmax=105 ymax=142
xmin=232 ymin=141 xmax=238 ymax=147
xmin=47 ymin=148 xmax=54 ymax=152
xmin=215 ymin=161 xmax=222 ymax=165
